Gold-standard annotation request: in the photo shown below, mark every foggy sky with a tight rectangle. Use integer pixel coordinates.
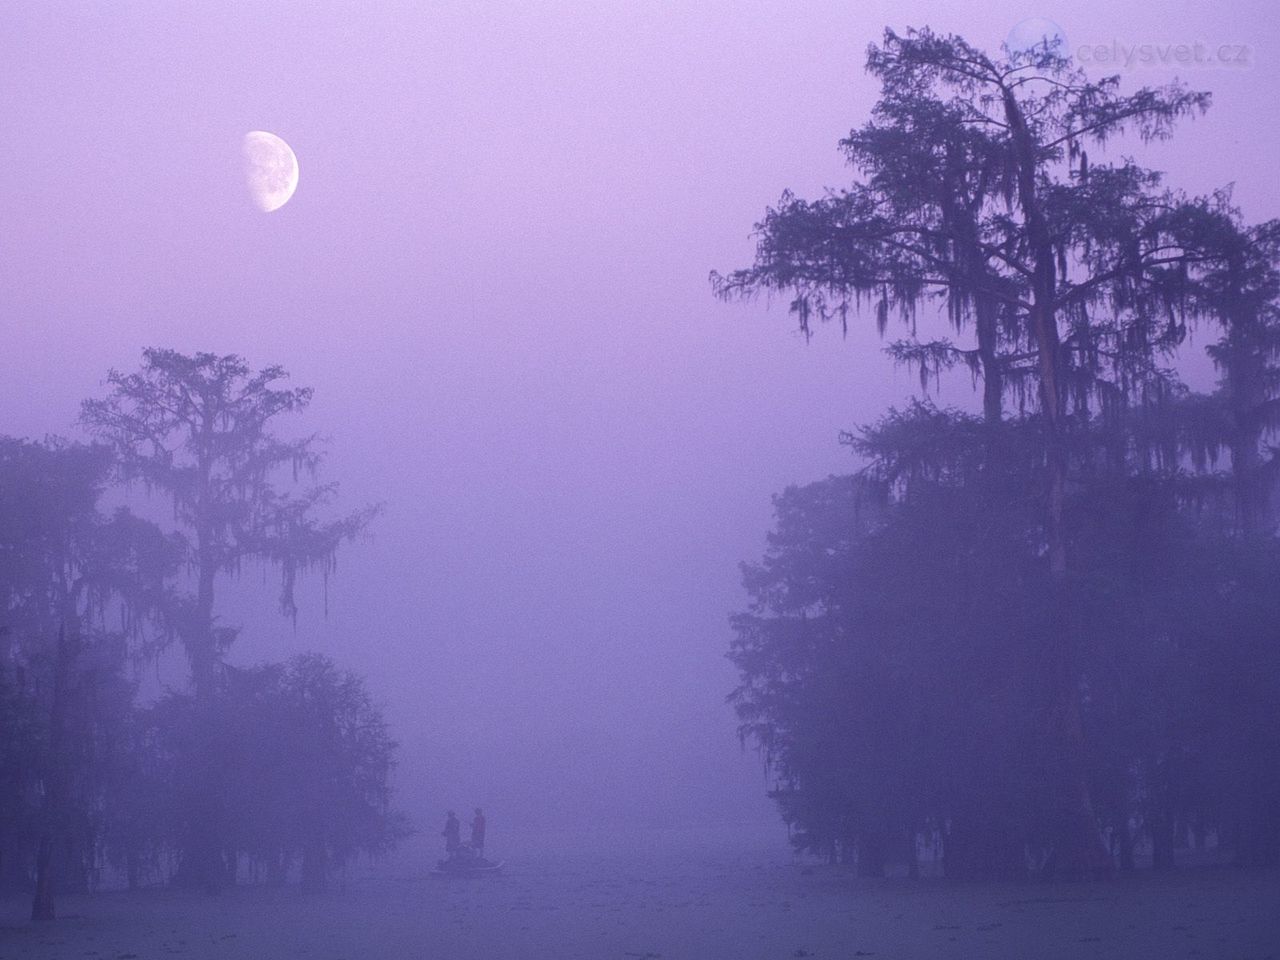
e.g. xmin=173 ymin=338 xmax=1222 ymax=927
xmin=2 ymin=0 xmax=1276 ymax=840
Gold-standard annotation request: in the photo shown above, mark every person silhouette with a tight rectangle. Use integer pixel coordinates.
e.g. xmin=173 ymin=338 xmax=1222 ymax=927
xmin=442 ymin=810 xmax=461 ymax=854
xmin=471 ymin=808 xmax=486 ymax=854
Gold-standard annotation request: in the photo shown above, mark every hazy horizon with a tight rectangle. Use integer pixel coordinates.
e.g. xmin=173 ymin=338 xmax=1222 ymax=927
xmin=3 ymin=0 xmax=1277 ymax=843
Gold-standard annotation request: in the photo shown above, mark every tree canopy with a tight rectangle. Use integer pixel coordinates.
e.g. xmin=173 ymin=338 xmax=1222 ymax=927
xmin=719 ymin=27 xmax=1280 ymax=879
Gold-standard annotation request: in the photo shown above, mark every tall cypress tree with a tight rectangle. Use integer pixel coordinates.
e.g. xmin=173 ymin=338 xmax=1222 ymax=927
xmin=80 ymin=349 xmax=377 ymax=889
xmin=715 ymin=28 xmax=1211 ymax=875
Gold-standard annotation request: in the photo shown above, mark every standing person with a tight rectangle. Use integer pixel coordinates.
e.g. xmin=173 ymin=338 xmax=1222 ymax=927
xmin=442 ymin=811 xmax=461 ymax=854
xmin=471 ymin=808 xmax=486 ymax=854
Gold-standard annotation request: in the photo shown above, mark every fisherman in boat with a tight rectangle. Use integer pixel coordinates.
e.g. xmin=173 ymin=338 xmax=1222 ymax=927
xmin=435 ymin=807 xmax=502 ymax=875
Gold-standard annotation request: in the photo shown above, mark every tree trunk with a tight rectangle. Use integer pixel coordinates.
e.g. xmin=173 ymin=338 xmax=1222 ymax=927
xmin=32 ymin=620 xmax=75 ymax=922
xmin=178 ymin=510 xmax=226 ymax=893
xmin=191 ymin=554 xmax=217 ymax=701
xmin=1001 ymin=82 xmax=1110 ymax=880
xmin=977 ymin=300 xmax=1004 ymax=423
xmin=1041 ymin=630 xmax=1111 ymax=879
xmin=1118 ymin=820 xmax=1136 ymax=873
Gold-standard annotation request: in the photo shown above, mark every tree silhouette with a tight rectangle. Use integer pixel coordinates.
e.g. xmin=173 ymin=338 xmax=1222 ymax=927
xmin=715 ymin=27 xmax=1213 ymax=876
xmin=80 ymin=349 xmax=377 ymax=889
xmin=81 ymin=349 xmax=377 ymax=698
xmin=0 ymin=438 xmax=179 ymax=918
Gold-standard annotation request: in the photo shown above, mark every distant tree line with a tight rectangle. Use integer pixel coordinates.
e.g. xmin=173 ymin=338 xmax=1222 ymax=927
xmin=717 ymin=29 xmax=1280 ymax=879
xmin=0 ymin=350 xmax=402 ymax=920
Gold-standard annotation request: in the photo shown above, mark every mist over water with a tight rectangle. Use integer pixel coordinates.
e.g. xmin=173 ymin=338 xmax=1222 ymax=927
xmin=3 ymin=2 xmax=1280 ymax=957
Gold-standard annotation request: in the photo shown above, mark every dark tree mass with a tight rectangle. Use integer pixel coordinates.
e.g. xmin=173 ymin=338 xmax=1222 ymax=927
xmin=719 ymin=29 xmax=1280 ymax=880
xmin=0 ymin=351 xmax=398 ymax=918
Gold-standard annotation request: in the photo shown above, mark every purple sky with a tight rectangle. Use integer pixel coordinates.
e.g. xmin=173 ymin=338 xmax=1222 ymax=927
xmin=2 ymin=1 xmax=1276 ymax=837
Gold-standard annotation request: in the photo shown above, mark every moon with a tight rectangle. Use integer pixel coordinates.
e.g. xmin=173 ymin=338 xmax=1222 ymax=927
xmin=1006 ymin=18 xmax=1068 ymax=59
xmin=242 ymin=131 xmax=299 ymax=213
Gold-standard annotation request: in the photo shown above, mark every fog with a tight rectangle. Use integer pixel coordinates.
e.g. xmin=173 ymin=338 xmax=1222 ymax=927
xmin=3 ymin=1 xmax=1280 ymax=955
